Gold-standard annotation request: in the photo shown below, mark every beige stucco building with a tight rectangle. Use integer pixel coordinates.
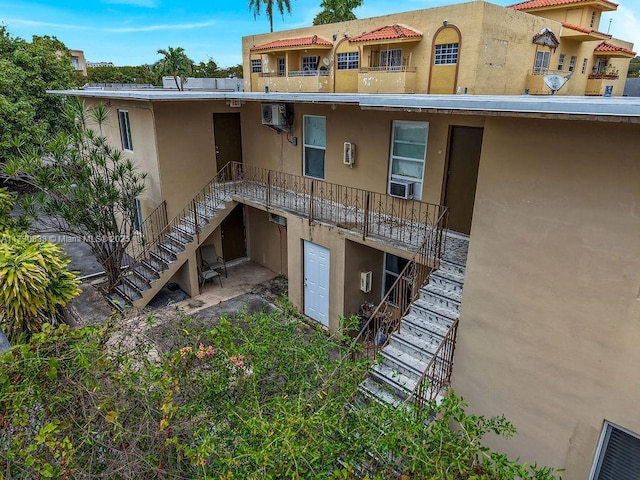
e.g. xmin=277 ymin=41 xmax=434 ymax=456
xmin=243 ymin=0 xmax=634 ymax=96
xmin=52 ymin=86 xmax=640 ymax=479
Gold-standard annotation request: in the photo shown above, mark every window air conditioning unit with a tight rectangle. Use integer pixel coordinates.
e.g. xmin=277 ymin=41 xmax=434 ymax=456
xmin=389 ymin=179 xmax=415 ymax=200
xmin=261 ymin=103 xmax=287 ymax=127
xmin=360 ymin=271 xmax=372 ymax=293
xmin=343 ymin=142 xmax=356 ymax=166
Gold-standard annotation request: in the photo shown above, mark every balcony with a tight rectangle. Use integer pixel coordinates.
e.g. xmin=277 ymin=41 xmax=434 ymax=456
xmin=256 ymin=71 xmax=330 ymax=93
xmin=358 ymin=66 xmax=418 ymax=94
xmin=585 ymin=73 xmax=619 ymax=96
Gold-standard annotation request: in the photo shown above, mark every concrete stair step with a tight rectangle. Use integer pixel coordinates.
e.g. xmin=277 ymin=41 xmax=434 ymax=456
xmin=419 ymin=285 xmax=461 ymax=312
xmin=439 ymin=260 xmax=466 ymax=277
xmin=358 ymin=376 xmax=403 ymax=408
xmin=134 ymin=264 xmax=159 ymax=282
xmin=107 ymin=292 xmax=128 ymax=313
xmin=166 ymin=229 xmax=193 ymax=246
xmin=370 ymin=361 xmax=417 ymax=399
xmin=379 ymin=344 xmax=427 ymax=380
xmin=174 ymin=221 xmax=196 ymax=236
xmin=429 ymin=269 xmax=464 ymax=294
xmin=149 ymin=248 xmax=174 ymax=267
xmin=115 ymin=282 xmax=142 ymax=303
xmin=389 ymin=331 xmax=438 ymax=364
xmin=409 ymin=298 xmax=458 ymax=326
xmin=143 ymin=255 xmax=167 ymax=274
xmin=402 ymin=312 xmax=452 ymax=340
xmin=157 ymin=242 xmax=180 ymax=260
xmin=124 ymin=272 xmax=150 ymax=293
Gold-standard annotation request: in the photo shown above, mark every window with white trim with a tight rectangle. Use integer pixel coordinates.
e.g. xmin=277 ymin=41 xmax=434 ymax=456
xmin=434 ymin=43 xmax=459 ymax=65
xmin=118 ymin=110 xmax=133 ymax=151
xmin=557 ymin=53 xmax=565 ymax=70
xmin=590 ymin=421 xmax=640 ymax=480
xmin=277 ymin=57 xmax=286 ymax=76
xmin=569 ymin=55 xmax=577 ymax=72
xmin=337 ymin=51 xmax=359 ymax=70
xmin=251 ymin=59 xmax=262 ymax=73
xmin=380 ymin=49 xmax=402 ymax=68
xmin=533 ymin=50 xmax=550 ymax=74
xmin=388 ymin=121 xmax=428 ymax=201
xmin=303 ymin=115 xmax=326 ymax=179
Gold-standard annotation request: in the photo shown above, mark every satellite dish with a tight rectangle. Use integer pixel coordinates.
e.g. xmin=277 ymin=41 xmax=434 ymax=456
xmin=543 ymin=72 xmax=572 ymax=95
xmin=322 ymin=57 xmax=330 ymax=66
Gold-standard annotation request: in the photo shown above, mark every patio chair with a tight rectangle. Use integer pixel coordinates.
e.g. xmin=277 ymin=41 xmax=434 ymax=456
xmin=200 ymin=244 xmax=228 ymax=278
xmin=199 ymin=263 xmax=222 ymax=289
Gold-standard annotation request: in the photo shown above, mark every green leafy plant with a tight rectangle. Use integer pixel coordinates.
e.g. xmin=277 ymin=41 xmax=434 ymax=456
xmin=0 ymin=303 xmax=562 ymax=479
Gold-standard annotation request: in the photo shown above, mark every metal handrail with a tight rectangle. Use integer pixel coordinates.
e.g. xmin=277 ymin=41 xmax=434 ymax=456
xmin=350 ymin=207 xmax=448 ymax=363
xmin=406 ymin=317 xmax=459 ymax=412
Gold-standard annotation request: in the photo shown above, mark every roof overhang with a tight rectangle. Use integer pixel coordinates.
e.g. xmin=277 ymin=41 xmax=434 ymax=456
xmin=47 ymin=90 xmax=640 ymax=123
xmin=349 ymin=24 xmax=423 ymax=46
xmin=593 ymin=41 xmax=636 ymax=58
xmin=250 ymin=35 xmax=332 ymax=53
xmin=560 ymin=22 xmax=611 ymax=41
xmin=509 ymin=0 xmax=618 ymax=14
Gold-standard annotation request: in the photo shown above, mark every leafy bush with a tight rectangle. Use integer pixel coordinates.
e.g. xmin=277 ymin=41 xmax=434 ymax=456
xmin=0 ymin=305 xmax=562 ymax=479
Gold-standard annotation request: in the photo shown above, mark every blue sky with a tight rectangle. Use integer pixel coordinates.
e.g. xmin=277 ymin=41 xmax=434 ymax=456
xmin=2 ymin=0 xmax=638 ymax=67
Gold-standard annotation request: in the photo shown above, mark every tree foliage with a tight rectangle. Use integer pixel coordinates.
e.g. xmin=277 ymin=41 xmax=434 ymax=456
xmin=0 ymin=188 xmax=80 ymax=343
xmin=155 ymin=46 xmax=194 ymax=90
xmin=313 ymin=0 xmax=362 ymax=25
xmin=0 ymin=304 xmax=562 ymax=479
xmin=0 ymin=26 xmax=77 ymax=163
xmin=249 ymin=0 xmax=293 ymax=32
xmin=87 ymin=64 xmax=158 ymax=85
xmin=3 ymin=97 xmax=147 ymax=293
xmin=628 ymin=56 xmax=640 ymax=78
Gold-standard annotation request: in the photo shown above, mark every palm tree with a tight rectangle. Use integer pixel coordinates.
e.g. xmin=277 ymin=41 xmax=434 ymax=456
xmin=313 ymin=0 xmax=362 ymax=25
xmin=249 ymin=0 xmax=292 ymax=33
xmin=155 ymin=46 xmax=194 ymax=91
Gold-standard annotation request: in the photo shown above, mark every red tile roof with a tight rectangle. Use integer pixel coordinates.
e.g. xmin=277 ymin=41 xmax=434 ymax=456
xmin=594 ymin=41 xmax=636 ymax=56
xmin=508 ymin=0 xmax=618 ymax=10
xmin=561 ymin=22 xmax=611 ymax=37
xmin=250 ymin=35 xmax=332 ymax=52
xmin=349 ymin=24 xmax=422 ymax=43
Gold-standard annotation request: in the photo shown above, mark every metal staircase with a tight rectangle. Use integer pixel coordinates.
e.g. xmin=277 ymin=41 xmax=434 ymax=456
xmin=358 ymin=259 xmax=465 ymax=407
xmin=108 ymin=170 xmax=237 ymax=311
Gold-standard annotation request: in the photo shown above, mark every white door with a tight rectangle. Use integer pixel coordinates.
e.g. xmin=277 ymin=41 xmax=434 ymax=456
xmin=303 ymin=241 xmax=330 ymax=326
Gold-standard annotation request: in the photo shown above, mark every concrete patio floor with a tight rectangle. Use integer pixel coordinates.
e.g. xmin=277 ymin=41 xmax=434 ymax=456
xmin=173 ymin=259 xmax=281 ymax=315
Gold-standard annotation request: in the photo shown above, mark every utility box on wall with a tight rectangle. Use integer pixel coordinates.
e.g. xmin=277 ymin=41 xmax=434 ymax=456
xmin=360 ymin=271 xmax=372 ymax=293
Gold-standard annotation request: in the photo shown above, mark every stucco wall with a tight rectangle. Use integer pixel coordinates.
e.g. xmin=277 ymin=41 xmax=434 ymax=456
xmin=343 ymin=240 xmax=385 ymax=320
xmin=452 ymin=116 xmax=640 ymax=478
xmin=246 ymin=207 xmax=288 ymax=276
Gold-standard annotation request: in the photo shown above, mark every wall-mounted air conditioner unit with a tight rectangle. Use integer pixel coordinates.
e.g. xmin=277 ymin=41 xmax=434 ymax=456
xmin=360 ymin=271 xmax=372 ymax=293
xmin=261 ymin=103 xmax=287 ymax=127
xmin=343 ymin=142 xmax=356 ymax=166
xmin=389 ymin=179 xmax=415 ymax=200
xmin=269 ymin=212 xmax=287 ymax=227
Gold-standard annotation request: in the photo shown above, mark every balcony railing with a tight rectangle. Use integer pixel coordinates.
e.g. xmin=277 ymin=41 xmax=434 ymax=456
xmin=227 ymin=162 xmax=446 ymax=250
xmin=360 ymin=66 xmax=417 ymax=73
xmin=288 ymin=69 xmax=329 ymax=77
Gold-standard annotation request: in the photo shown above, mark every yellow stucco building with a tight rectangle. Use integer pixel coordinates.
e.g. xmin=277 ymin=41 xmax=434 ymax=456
xmin=243 ymin=0 xmax=634 ymax=96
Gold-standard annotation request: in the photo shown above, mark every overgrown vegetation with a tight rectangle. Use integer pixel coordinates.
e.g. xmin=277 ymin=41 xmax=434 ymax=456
xmin=0 ymin=302 xmax=562 ymax=479
xmin=313 ymin=0 xmax=363 ymax=25
xmin=3 ymin=97 xmax=146 ymax=293
xmin=0 ymin=26 xmax=77 ymax=164
xmin=0 ymin=188 xmax=80 ymax=343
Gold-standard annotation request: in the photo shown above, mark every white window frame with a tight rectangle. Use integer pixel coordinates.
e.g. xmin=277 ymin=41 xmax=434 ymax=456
xmin=277 ymin=57 xmax=286 ymax=76
xmin=557 ymin=53 xmax=565 ymax=71
xmin=380 ymin=49 xmax=402 ymax=68
xmin=118 ymin=110 xmax=133 ymax=152
xmin=434 ymin=43 xmax=459 ymax=65
xmin=590 ymin=421 xmax=640 ymax=480
xmin=569 ymin=55 xmax=577 ymax=72
xmin=251 ymin=59 xmax=262 ymax=73
xmin=303 ymin=115 xmax=326 ymax=180
xmin=533 ymin=50 xmax=550 ymax=74
xmin=388 ymin=120 xmax=428 ymax=201
xmin=337 ymin=51 xmax=359 ymax=70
